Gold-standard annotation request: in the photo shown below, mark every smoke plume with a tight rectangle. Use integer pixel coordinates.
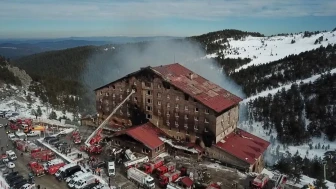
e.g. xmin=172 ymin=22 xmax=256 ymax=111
xmin=82 ymin=39 xmax=245 ymax=105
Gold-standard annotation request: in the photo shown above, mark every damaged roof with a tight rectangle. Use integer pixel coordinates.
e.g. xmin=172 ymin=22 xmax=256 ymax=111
xmin=113 ymin=122 xmax=165 ymax=149
xmin=215 ymin=128 xmax=270 ymax=165
xmin=151 ymin=63 xmax=242 ymax=113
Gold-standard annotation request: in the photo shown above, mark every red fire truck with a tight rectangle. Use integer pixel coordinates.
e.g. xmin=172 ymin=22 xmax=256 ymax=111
xmin=140 ymin=156 xmax=165 ymax=174
xmin=156 ymin=162 xmax=176 ymax=178
xmin=252 ymin=173 xmax=270 ymax=189
xmin=159 ymin=170 xmax=181 ymax=187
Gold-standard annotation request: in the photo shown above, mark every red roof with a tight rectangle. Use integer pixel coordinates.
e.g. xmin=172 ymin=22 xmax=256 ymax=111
xmin=215 ymin=129 xmax=270 ymax=165
xmin=180 ymin=177 xmax=193 ymax=187
xmin=152 ymin=63 xmax=242 ymax=113
xmin=114 ymin=122 xmax=164 ymax=149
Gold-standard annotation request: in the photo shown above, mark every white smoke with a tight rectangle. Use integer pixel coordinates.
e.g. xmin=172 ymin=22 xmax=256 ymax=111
xmin=82 ymin=39 xmax=245 ymax=104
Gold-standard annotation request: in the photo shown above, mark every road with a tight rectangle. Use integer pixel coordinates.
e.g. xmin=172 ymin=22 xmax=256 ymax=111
xmin=0 ymin=118 xmax=68 ymax=189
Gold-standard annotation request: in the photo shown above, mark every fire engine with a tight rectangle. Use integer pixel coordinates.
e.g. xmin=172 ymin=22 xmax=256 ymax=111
xmin=156 ymin=162 xmax=176 ymax=178
xmin=139 ymin=156 xmax=164 ymax=174
xmin=31 ymin=150 xmax=56 ymax=162
xmin=252 ymin=173 xmax=270 ymax=189
xmin=28 ymin=161 xmax=45 ymax=177
xmin=159 ymin=170 xmax=181 ymax=187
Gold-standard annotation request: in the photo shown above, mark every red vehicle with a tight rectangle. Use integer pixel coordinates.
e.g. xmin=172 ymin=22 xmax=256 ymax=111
xmin=16 ymin=140 xmax=28 ymax=152
xmin=31 ymin=151 xmax=56 ymax=162
xmin=156 ymin=162 xmax=176 ymax=177
xmin=9 ymin=121 xmax=19 ymax=130
xmin=73 ymin=135 xmax=82 ymax=144
xmin=71 ymin=130 xmax=80 ymax=139
xmin=140 ymin=156 xmax=164 ymax=174
xmin=252 ymin=174 xmax=270 ymax=189
xmin=28 ymin=161 xmax=45 ymax=176
xmin=80 ymin=144 xmax=103 ymax=154
xmin=159 ymin=170 xmax=181 ymax=187
xmin=47 ymin=163 xmax=66 ymax=175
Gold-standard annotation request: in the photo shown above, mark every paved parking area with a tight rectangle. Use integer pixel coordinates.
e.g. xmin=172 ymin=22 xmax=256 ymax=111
xmin=0 ymin=118 xmax=67 ymax=189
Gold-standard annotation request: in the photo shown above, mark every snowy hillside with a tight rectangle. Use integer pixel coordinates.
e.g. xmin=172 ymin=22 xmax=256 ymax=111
xmin=0 ymin=84 xmax=76 ymax=122
xmin=206 ymin=30 xmax=336 ymax=72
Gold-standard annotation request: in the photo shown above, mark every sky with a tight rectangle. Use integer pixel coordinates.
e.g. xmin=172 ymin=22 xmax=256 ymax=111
xmin=0 ymin=0 xmax=335 ymax=39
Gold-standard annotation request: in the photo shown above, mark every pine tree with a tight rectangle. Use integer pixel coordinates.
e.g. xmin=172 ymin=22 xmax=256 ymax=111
xmin=49 ymin=111 xmax=57 ymax=120
xmin=37 ymin=106 xmax=42 ymax=117
xmin=313 ymin=178 xmax=328 ymax=189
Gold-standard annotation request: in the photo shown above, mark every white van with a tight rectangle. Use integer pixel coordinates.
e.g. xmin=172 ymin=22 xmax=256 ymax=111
xmin=26 ymin=131 xmax=41 ymax=137
xmin=15 ymin=131 xmax=27 ymax=140
xmin=74 ymin=175 xmax=96 ymax=189
xmin=108 ymin=161 xmax=115 ymax=176
xmin=55 ymin=163 xmax=77 ymax=177
xmin=6 ymin=150 xmax=17 ymax=161
xmin=68 ymin=173 xmax=92 ymax=188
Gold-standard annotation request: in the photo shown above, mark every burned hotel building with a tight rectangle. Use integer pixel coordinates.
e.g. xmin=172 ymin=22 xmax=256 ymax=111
xmin=94 ymin=63 xmax=270 ymax=173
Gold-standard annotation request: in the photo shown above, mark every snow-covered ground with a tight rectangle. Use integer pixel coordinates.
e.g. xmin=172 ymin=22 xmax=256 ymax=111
xmin=205 ymin=30 xmax=336 ymax=72
xmin=242 ymin=68 xmax=336 ymax=103
xmin=0 ymin=85 xmax=75 ymax=121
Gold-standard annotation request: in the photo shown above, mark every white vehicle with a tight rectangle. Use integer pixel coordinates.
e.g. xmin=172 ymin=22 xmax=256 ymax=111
xmin=127 ymin=167 xmax=155 ymax=189
xmin=125 ymin=149 xmax=136 ymax=160
xmin=0 ymin=123 xmax=3 ymax=128
xmin=43 ymin=159 xmax=64 ymax=171
xmin=74 ymin=175 xmax=96 ymax=189
xmin=26 ymin=131 xmax=41 ymax=137
xmin=124 ymin=156 xmax=149 ymax=167
xmin=8 ymin=133 xmax=16 ymax=140
xmin=68 ymin=173 xmax=93 ymax=188
xmin=15 ymin=131 xmax=27 ymax=140
xmin=65 ymin=170 xmax=85 ymax=183
xmin=7 ymin=162 xmax=15 ymax=169
xmin=20 ymin=184 xmax=37 ymax=189
xmin=55 ymin=163 xmax=77 ymax=177
xmin=6 ymin=150 xmax=17 ymax=161
xmin=107 ymin=161 xmax=115 ymax=176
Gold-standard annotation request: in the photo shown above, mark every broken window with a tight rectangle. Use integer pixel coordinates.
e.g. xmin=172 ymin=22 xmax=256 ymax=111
xmin=146 ymin=114 xmax=152 ymax=119
xmin=146 ymin=106 xmax=152 ymax=111
xmin=147 ymin=99 xmax=151 ymax=104
xmin=184 ymin=94 xmax=189 ymax=101
xmin=147 ymin=90 xmax=151 ymax=95
xmin=205 ymin=109 xmax=209 ymax=114
xmin=145 ymin=82 xmax=151 ymax=87
xmin=195 ymin=107 xmax=199 ymax=112
xmin=158 ymin=84 xmax=161 ymax=89
xmin=112 ymin=85 xmax=116 ymax=89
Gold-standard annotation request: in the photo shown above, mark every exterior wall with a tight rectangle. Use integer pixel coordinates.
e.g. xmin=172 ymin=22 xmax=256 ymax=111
xmin=166 ymin=144 xmax=200 ymax=160
xmin=249 ymin=154 xmax=265 ymax=173
xmin=111 ymin=135 xmax=165 ymax=158
xmin=214 ymin=105 xmax=239 ymax=143
xmin=95 ymin=70 xmax=219 ymax=145
xmin=206 ymin=146 xmax=249 ymax=172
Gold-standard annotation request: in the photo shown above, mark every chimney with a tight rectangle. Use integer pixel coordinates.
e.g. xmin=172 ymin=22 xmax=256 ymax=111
xmin=189 ymin=73 xmax=194 ymax=80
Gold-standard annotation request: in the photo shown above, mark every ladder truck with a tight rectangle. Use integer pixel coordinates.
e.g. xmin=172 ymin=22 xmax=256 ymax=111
xmin=82 ymin=89 xmax=135 ymax=152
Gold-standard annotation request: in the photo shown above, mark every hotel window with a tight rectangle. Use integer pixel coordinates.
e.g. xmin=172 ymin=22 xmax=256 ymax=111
xmin=120 ymin=110 xmax=123 ymax=115
xmin=205 ymin=109 xmax=209 ymax=114
xmin=133 ymin=81 xmax=137 ymax=85
xmin=158 ymin=110 xmax=161 ymax=115
xmin=100 ymin=91 xmax=102 ymax=95
xmin=175 ymin=113 xmax=179 ymax=117
xmin=205 ymin=118 xmax=209 ymax=123
xmin=195 ymin=107 xmax=199 ymax=112
xmin=147 ymin=90 xmax=151 ymax=95
xmin=99 ymin=99 xmax=103 ymax=102
xmin=175 ymin=104 xmax=179 ymax=109
xmin=157 ymin=93 xmax=161 ymax=98
xmin=120 ymin=88 xmax=122 ymax=92
xmin=175 ymin=121 xmax=179 ymax=126
xmin=134 ymin=97 xmax=138 ymax=102
xmin=106 ymin=92 xmax=109 ymax=97
xmin=167 ymin=103 xmax=170 ymax=108
xmin=146 ymin=106 xmax=152 ymax=111
xmin=112 ymin=94 xmax=115 ymax=98
xmin=120 ymin=95 xmax=123 ymax=100
xmin=127 ymin=111 xmax=130 ymax=116
xmin=167 ymin=111 xmax=170 ymax=117
xmin=184 ymin=124 xmax=188 ymax=128
xmin=167 ymin=121 xmax=170 ymax=126
xmin=158 ymin=101 xmax=161 ymax=106
xmin=146 ymin=114 xmax=152 ymax=119
xmin=167 ymin=94 xmax=170 ymax=99
xmin=112 ymin=101 xmax=116 ymax=105
xmin=145 ymin=82 xmax=151 ymax=87
xmin=126 ymin=89 xmax=130 ymax=93
xmin=105 ymin=100 xmax=109 ymax=105
xmin=176 ymin=96 xmax=179 ymax=101
xmin=194 ymin=117 xmax=198 ymax=121
xmin=194 ymin=124 xmax=198 ymax=130
xmin=205 ymin=128 xmax=208 ymax=132
xmin=112 ymin=85 xmax=115 ymax=89
xmin=184 ymin=115 xmax=188 ymax=120
xmin=106 ymin=107 xmax=110 ymax=111
xmin=147 ymin=99 xmax=151 ymax=104
xmin=185 ymin=106 xmax=188 ymax=111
